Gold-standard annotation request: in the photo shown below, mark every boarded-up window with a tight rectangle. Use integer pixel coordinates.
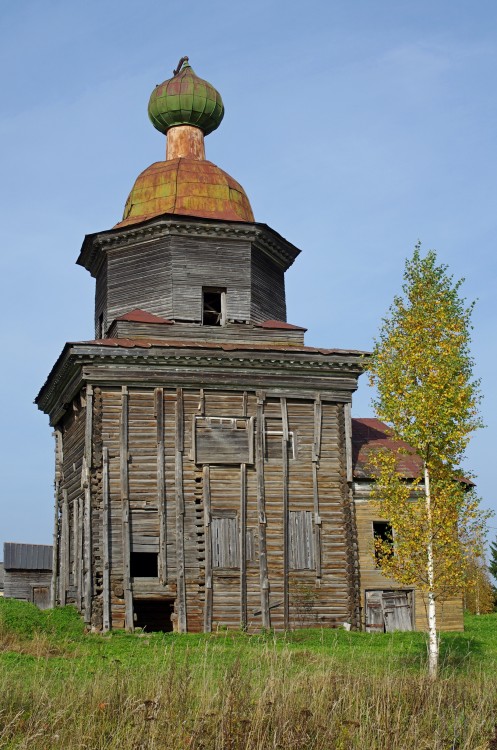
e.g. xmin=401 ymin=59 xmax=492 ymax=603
xmin=289 ymin=511 xmax=314 ymax=570
xmin=194 ymin=416 xmax=254 ymax=465
xmin=212 ymin=515 xmax=239 ymax=568
xmin=264 ymin=417 xmax=295 ymax=460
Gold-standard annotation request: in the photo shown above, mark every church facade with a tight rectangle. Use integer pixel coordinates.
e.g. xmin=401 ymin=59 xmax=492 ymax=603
xmin=36 ymin=59 xmax=462 ymax=633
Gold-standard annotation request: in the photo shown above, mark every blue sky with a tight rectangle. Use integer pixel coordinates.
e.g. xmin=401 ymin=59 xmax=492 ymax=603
xmin=1 ymin=0 xmax=496 ymax=552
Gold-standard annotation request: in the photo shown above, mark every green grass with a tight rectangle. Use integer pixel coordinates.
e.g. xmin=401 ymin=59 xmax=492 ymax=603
xmin=1 ymin=599 xmax=497 ymax=749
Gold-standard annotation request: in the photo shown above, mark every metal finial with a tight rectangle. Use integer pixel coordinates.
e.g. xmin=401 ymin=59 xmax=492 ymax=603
xmin=173 ymin=56 xmax=189 ymax=76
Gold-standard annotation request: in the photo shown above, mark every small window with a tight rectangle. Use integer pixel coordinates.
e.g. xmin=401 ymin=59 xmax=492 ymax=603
xmin=289 ymin=511 xmax=315 ymax=570
xmin=130 ymin=552 xmax=158 ymax=578
xmin=373 ymin=522 xmax=394 ymax=567
xmin=212 ymin=515 xmax=239 ymax=568
xmin=202 ymin=287 xmax=226 ymax=326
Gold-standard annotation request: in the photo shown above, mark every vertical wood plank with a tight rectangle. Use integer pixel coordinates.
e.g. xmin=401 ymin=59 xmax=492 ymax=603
xmin=240 ymin=462 xmax=247 ymax=630
xmin=83 ymin=385 xmax=93 ymax=625
xmin=240 ymin=391 xmax=248 ymax=629
xmin=280 ymin=397 xmax=289 ymax=629
xmin=155 ymin=388 xmax=167 ymax=584
xmin=203 ymin=464 xmax=212 ymax=633
xmin=344 ymin=402 xmax=353 ymax=483
xmin=120 ymin=386 xmax=134 ymax=631
xmin=102 ymin=446 xmax=111 ymax=632
xmin=313 ymin=395 xmax=323 ymax=579
xmin=256 ymin=392 xmax=270 ymax=629
xmin=60 ymin=489 xmax=69 ymax=606
xmin=76 ymin=496 xmax=82 ymax=610
xmin=50 ymin=429 xmax=62 ymax=608
xmin=175 ymin=387 xmax=187 ymax=632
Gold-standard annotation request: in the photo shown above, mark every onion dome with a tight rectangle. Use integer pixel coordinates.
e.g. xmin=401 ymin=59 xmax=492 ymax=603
xmin=148 ymin=57 xmax=224 ymax=136
xmin=117 ymin=159 xmax=254 ymax=227
xmin=115 ymin=57 xmax=254 ymax=228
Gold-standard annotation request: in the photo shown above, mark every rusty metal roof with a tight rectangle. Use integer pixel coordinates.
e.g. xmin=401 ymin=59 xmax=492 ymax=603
xmin=4 ymin=543 xmax=53 ymax=571
xmin=85 ymin=337 xmax=366 ymax=356
xmin=256 ymin=320 xmax=307 ymax=331
xmin=115 ymin=309 xmax=174 ymax=324
xmin=116 ymin=158 xmax=254 ymax=228
xmin=352 ymin=418 xmax=423 ymax=479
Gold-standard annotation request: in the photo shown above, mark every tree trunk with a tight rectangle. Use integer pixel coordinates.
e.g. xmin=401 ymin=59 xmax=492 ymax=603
xmin=424 ymin=463 xmax=438 ymax=680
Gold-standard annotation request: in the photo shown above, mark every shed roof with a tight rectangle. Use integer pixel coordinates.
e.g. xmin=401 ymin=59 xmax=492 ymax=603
xmin=4 ymin=543 xmax=53 ymax=571
xmin=352 ymin=418 xmax=423 ymax=480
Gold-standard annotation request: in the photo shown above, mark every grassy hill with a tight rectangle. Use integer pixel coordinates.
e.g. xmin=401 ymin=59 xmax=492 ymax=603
xmin=1 ymin=598 xmax=496 ymax=749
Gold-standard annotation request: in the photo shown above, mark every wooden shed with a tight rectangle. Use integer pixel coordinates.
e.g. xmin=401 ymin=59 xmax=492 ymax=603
xmin=351 ymin=419 xmax=464 ymax=632
xmin=3 ymin=543 xmax=53 ymax=609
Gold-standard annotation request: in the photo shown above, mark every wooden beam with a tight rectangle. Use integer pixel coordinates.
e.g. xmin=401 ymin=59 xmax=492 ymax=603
xmin=203 ymin=464 xmax=212 ymax=633
xmin=102 ymin=446 xmax=110 ymax=632
xmin=60 ymin=489 xmax=69 ymax=606
xmin=155 ymin=388 xmax=167 ymax=585
xmin=281 ymin=397 xmax=289 ymax=630
xmin=312 ymin=395 xmax=323 ymax=579
xmin=120 ymin=386 xmax=134 ymax=631
xmin=83 ymin=385 xmax=94 ymax=625
xmin=76 ymin=496 xmax=82 ymax=611
xmin=175 ymin=387 xmax=187 ymax=632
xmin=240 ymin=391 xmax=248 ymax=630
xmin=50 ymin=429 xmax=62 ymax=608
xmin=240 ymin=462 xmax=247 ymax=630
xmin=344 ymin=402 xmax=353 ymax=483
xmin=256 ymin=392 xmax=270 ymax=629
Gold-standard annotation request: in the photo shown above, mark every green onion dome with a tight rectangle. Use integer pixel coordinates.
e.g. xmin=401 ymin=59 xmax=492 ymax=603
xmin=148 ymin=58 xmax=224 ymax=136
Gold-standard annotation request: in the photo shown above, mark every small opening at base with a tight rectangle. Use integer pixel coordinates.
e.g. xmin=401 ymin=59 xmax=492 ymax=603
xmin=133 ymin=599 xmax=174 ymax=632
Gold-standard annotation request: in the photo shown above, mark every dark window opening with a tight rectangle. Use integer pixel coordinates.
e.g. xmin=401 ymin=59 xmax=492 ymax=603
xmin=130 ymin=552 xmax=158 ymax=578
xmin=202 ymin=288 xmax=226 ymax=326
xmin=373 ymin=521 xmax=394 ymax=567
xmin=133 ymin=599 xmax=174 ymax=632
xmin=97 ymin=312 xmax=104 ymax=339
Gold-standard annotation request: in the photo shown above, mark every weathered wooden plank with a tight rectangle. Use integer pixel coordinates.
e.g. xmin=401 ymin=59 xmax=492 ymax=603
xmin=344 ymin=402 xmax=353 ymax=483
xmin=280 ymin=397 xmax=289 ymax=629
xmin=155 ymin=388 xmax=167 ymax=584
xmin=313 ymin=395 xmax=322 ymax=579
xmin=120 ymin=386 xmax=134 ymax=631
xmin=256 ymin=392 xmax=270 ymax=629
xmin=76 ymin=496 xmax=83 ymax=610
xmin=203 ymin=464 xmax=212 ymax=633
xmin=60 ymin=489 xmax=69 ymax=606
xmin=102 ymin=446 xmax=111 ymax=632
xmin=51 ymin=428 xmax=62 ymax=608
xmin=83 ymin=385 xmax=93 ymax=624
xmin=175 ymin=387 xmax=187 ymax=632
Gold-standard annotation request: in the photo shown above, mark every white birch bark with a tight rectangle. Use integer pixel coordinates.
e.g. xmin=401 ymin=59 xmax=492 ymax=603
xmin=424 ymin=463 xmax=438 ymax=680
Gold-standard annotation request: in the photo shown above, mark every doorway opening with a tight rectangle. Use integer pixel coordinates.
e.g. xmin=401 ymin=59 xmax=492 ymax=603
xmin=133 ymin=599 xmax=174 ymax=632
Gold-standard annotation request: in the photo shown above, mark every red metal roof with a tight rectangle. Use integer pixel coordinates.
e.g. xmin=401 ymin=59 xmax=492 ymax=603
xmin=256 ymin=320 xmax=307 ymax=331
xmin=352 ymin=418 xmax=423 ymax=479
xmin=115 ymin=309 xmax=174 ymax=324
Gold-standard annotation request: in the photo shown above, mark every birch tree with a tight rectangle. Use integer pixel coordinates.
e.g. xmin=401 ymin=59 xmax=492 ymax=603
xmin=367 ymin=244 xmax=486 ymax=679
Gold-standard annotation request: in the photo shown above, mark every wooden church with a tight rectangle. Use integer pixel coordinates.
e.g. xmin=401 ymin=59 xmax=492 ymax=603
xmin=36 ymin=59 xmax=463 ymax=633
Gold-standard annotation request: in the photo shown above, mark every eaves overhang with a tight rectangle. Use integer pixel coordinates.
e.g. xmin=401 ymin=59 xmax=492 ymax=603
xmin=77 ymin=214 xmax=301 ymax=278
xmin=36 ymin=339 xmax=369 ymax=426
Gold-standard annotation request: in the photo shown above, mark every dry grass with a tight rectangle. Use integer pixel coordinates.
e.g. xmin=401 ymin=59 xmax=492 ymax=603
xmin=1 ymin=602 xmax=497 ymax=749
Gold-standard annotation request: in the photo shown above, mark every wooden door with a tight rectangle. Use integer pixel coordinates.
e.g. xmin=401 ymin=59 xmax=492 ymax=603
xmin=32 ymin=586 xmax=50 ymax=610
xmin=365 ymin=590 xmax=413 ymax=633
xmin=365 ymin=591 xmax=385 ymax=633
xmin=382 ymin=591 xmax=413 ymax=632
